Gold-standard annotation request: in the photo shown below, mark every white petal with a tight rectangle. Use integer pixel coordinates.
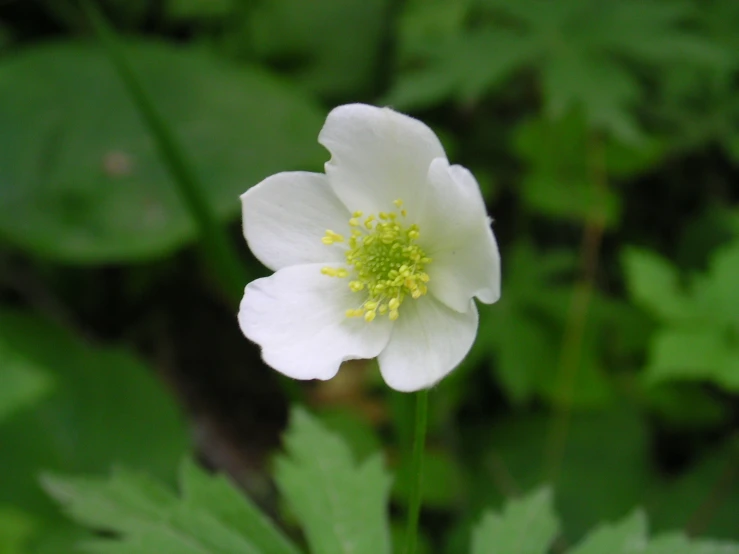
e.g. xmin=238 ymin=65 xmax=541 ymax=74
xmin=419 ymin=158 xmax=501 ymax=312
xmin=377 ymin=297 xmax=478 ymax=392
xmin=318 ymin=104 xmax=446 ymax=219
xmin=241 ymin=172 xmax=350 ymax=271
xmin=239 ymin=263 xmax=393 ymax=381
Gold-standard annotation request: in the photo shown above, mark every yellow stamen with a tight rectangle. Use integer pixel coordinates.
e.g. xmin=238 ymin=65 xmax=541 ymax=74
xmin=320 ymin=198 xmax=432 ymax=322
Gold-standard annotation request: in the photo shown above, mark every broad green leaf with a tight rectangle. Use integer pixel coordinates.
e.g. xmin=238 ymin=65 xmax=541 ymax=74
xmin=471 ymin=488 xmax=558 ymax=554
xmin=0 ymin=310 xmax=187 ymax=522
xmin=0 ymin=40 xmax=324 ymax=262
xmin=45 ymin=459 xmax=301 ymax=554
xmin=0 ymin=338 xmax=54 ymax=423
xmin=622 ymin=248 xmax=692 ymax=321
xmin=275 ymin=407 xmax=392 ymax=554
xmin=569 ymin=510 xmax=647 ymax=554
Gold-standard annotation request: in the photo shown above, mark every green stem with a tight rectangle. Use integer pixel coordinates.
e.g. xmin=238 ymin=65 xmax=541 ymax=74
xmin=78 ymin=0 xmax=247 ymax=303
xmin=403 ymin=389 xmax=429 ymax=554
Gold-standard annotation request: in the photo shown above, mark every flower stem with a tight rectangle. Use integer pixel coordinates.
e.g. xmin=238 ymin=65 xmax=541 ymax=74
xmin=78 ymin=0 xmax=247 ymax=303
xmin=403 ymin=389 xmax=429 ymax=554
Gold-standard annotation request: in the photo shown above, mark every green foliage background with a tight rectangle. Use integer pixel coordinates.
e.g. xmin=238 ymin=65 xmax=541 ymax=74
xmin=0 ymin=0 xmax=738 ymax=552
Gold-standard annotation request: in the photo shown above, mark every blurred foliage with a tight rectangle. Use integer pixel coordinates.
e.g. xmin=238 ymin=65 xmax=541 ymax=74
xmin=0 ymin=311 xmax=188 ymax=549
xmin=0 ymin=41 xmax=324 ymax=262
xmin=43 ymin=412 xmax=739 ymax=554
xmin=1 ymin=0 xmax=738 ymax=551
xmin=45 ymin=458 xmax=303 ymax=554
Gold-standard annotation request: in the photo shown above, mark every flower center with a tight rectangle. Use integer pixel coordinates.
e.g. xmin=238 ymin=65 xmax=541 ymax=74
xmin=321 ymin=199 xmax=431 ymax=322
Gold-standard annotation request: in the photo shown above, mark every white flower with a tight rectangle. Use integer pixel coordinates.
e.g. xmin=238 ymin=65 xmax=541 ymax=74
xmin=238 ymin=104 xmax=500 ymax=392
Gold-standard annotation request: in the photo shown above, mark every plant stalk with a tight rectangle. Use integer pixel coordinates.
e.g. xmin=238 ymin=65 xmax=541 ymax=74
xmin=403 ymin=389 xmax=429 ymax=554
xmin=78 ymin=0 xmax=247 ymax=303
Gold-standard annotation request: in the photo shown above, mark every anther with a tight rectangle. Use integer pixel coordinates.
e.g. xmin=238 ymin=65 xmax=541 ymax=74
xmin=322 ymin=199 xmax=432 ymax=323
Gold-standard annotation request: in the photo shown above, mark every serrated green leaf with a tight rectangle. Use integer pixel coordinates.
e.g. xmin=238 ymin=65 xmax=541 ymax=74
xmin=397 ymin=0 xmax=470 ymax=55
xmin=622 ymin=248 xmax=692 ymax=321
xmin=45 ymin=459 xmax=301 ymax=554
xmin=569 ymin=510 xmax=647 ymax=554
xmin=471 ymin=488 xmax=558 ymax=554
xmin=627 ymin=239 xmax=739 ymax=392
xmin=81 ymin=532 xmax=214 ymax=554
xmin=382 ymin=62 xmax=459 ymax=111
xmin=513 ymin=113 xmax=623 ymax=227
xmin=179 ymin=459 xmax=301 ymax=554
xmin=315 ymin=408 xmax=383 ymax=463
xmin=542 ymin=54 xmax=641 ymax=142
xmin=645 ymin=533 xmax=739 ymax=554
xmin=467 ymin=407 xmax=650 ymax=542
xmin=521 ymin=174 xmax=620 ymax=227
xmin=569 ymin=510 xmax=739 ymax=553
xmin=0 ymin=40 xmax=324 ymax=262
xmin=470 ymin=484 xmax=739 ymax=554
xmin=583 ymin=1 xmax=729 ymax=67
xmin=700 ymin=242 xmax=739 ymax=326
xmin=479 ymin=243 xmax=614 ymax=409
xmin=275 ymin=407 xmax=392 ymax=554
xmin=0 ymin=311 xmax=187 ymax=521
xmin=646 ymin=328 xmax=739 ymax=390
xmin=43 ymin=469 xmax=178 ymax=536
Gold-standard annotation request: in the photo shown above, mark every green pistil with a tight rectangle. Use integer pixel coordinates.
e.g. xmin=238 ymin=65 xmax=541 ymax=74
xmin=322 ymin=199 xmax=431 ymax=322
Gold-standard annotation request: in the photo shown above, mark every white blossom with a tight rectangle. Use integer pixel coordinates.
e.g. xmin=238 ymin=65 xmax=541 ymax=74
xmin=238 ymin=104 xmax=500 ymax=392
